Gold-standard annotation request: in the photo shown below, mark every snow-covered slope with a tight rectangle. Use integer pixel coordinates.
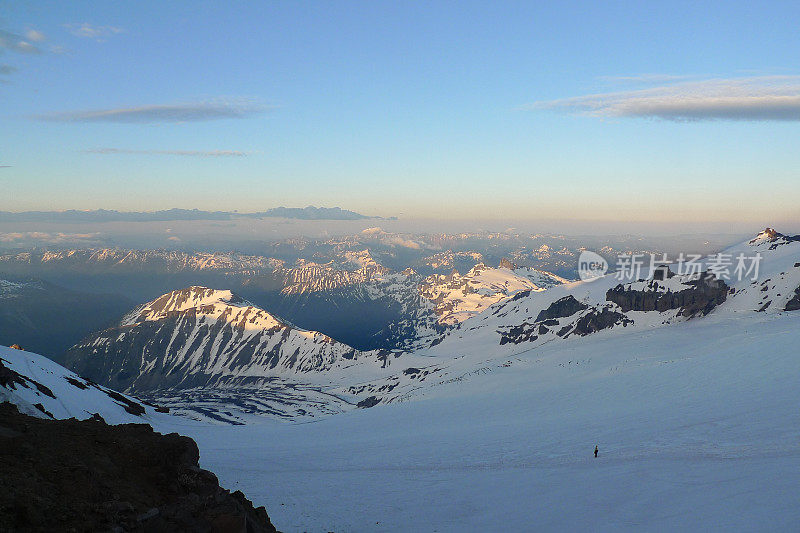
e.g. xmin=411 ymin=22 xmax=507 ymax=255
xmin=717 ymin=228 xmax=800 ymax=313
xmin=0 ymin=344 xmax=169 ymax=424
xmin=337 ymin=229 xmax=799 ymax=406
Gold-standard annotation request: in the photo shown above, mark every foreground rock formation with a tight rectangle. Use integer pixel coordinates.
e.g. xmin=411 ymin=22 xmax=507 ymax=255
xmin=0 ymin=402 xmax=277 ymax=532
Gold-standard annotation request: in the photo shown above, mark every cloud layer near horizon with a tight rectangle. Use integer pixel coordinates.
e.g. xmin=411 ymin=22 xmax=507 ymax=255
xmin=84 ymin=148 xmax=249 ymax=157
xmin=531 ymin=76 xmax=800 ymax=121
xmin=35 ymin=101 xmax=267 ymax=124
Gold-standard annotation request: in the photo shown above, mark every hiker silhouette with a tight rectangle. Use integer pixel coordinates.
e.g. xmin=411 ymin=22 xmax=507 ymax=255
xmin=594 ymin=446 xmax=598 ymax=458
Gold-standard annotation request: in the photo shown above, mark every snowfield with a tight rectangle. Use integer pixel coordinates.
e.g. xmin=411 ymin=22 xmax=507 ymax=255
xmin=167 ymin=309 xmax=800 ymax=532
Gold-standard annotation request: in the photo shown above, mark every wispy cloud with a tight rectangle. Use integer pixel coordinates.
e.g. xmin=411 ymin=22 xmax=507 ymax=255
xmin=35 ymin=100 xmax=268 ymax=124
xmin=0 ymin=29 xmax=44 ymax=54
xmin=83 ymin=148 xmax=250 ymax=157
xmin=64 ymin=23 xmax=125 ymax=42
xmin=25 ymin=29 xmax=46 ymax=43
xmin=597 ymin=74 xmax=698 ymax=84
xmin=0 ymin=27 xmax=48 ymax=80
xmin=0 ymin=165 xmax=11 ymax=168
xmin=529 ymin=76 xmax=800 ymax=122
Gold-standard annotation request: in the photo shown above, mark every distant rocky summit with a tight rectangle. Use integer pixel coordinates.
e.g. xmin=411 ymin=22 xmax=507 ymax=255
xmin=748 ymin=227 xmax=800 ymax=249
xmin=0 ymin=402 xmax=277 ymax=532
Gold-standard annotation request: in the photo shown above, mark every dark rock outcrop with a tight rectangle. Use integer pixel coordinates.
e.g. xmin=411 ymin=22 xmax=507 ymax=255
xmin=572 ymin=307 xmax=632 ymax=335
xmin=357 ymin=395 xmax=380 ymax=408
xmin=785 ymin=286 xmax=800 ymax=312
xmin=499 ymin=296 xmax=615 ymax=345
xmin=0 ymin=402 xmax=277 ymax=532
xmin=558 ymin=307 xmax=633 ymax=337
xmin=499 ymin=258 xmax=518 ymax=270
xmin=749 ymin=227 xmax=782 ymax=243
xmin=535 ymin=296 xmax=589 ymax=322
xmin=606 ymin=272 xmax=728 ymax=317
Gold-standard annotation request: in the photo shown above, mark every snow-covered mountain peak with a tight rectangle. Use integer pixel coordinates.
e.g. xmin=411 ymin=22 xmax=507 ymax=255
xmin=749 ymin=227 xmax=781 ymax=244
xmin=121 ymin=286 xmax=261 ymax=326
xmin=65 ymin=285 xmax=394 ymax=394
xmin=747 ymin=227 xmax=800 ymax=249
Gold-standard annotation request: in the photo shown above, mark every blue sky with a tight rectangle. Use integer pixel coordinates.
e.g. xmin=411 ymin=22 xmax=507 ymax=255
xmin=2 ymin=1 xmax=799 ymax=224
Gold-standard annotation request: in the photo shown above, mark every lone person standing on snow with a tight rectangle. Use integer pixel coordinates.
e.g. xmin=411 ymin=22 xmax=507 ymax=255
xmin=594 ymin=446 xmax=598 ymax=458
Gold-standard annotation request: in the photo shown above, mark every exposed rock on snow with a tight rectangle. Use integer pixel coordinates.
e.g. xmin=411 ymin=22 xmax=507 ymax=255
xmin=535 ymin=295 xmax=588 ymax=321
xmin=606 ymin=271 xmax=729 ymax=317
xmin=785 ymin=285 xmax=800 ymax=311
xmin=561 ymin=306 xmax=633 ymax=337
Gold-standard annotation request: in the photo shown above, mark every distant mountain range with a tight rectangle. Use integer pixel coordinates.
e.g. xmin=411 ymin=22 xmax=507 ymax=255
xmin=0 ymin=206 xmax=391 ymax=222
xmin=47 ymin=228 xmax=800 ymax=424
